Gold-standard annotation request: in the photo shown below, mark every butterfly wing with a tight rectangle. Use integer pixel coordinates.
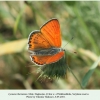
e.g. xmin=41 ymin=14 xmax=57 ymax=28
xmin=40 ymin=19 xmax=61 ymax=47
xmin=28 ymin=31 xmax=52 ymax=51
xmin=31 ymin=51 xmax=64 ymax=65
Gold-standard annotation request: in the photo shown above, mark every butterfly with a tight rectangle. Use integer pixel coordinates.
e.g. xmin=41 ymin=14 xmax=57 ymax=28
xmin=28 ymin=18 xmax=65 ymax=66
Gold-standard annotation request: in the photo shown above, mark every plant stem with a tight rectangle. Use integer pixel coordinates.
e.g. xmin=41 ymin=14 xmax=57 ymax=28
xmin=67 ymin=65 xmax=84 ymax=89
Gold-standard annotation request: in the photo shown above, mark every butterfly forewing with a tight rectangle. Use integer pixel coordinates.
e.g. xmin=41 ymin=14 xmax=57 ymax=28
xmin=28 ymin=31 xmax=51 ymax=50
xmin=40 ymin=19 xmax=61 ymax=47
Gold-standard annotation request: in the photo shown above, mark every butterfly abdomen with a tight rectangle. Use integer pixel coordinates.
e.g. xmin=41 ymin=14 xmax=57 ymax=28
xmin=29 ymin=47 xmax=64 ymax=56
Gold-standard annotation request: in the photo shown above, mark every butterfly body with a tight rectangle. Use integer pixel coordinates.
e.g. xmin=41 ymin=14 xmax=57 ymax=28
xmin=28 ymin=18 xmax=65 ymax=66
xmin=29 ymin=47 xmax=65 ymax=56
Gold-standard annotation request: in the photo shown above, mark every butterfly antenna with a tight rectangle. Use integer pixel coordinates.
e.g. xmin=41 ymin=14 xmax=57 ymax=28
xmin=63 ymin=36 xmax=74 ymax=49
xmin=62 ymin=36 xmax=77 ymax=54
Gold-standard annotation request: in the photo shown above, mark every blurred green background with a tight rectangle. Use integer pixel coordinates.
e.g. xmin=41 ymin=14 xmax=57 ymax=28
xmin=0 ymin=1 xmax=100 ymax=89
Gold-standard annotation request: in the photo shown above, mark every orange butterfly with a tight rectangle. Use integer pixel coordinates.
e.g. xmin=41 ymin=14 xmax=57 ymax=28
xmin=28 ymin=18 xmax=65 ymax=66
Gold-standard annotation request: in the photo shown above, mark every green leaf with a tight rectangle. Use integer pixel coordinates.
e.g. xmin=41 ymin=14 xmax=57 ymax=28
xmin=81 ymin=56 xmax=100 ymax=88
xmin=65 ymin=1 xmax=76 ymax=6
xmin=13 ymin=5 xmax=25 ymax=34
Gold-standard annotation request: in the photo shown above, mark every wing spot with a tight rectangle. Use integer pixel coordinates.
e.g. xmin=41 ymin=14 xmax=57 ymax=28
xmin=29 ymin=41 xmax=31 ymax=43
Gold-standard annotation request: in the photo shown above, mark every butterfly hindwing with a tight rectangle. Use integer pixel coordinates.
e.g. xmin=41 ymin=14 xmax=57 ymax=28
xmin=30 ymin=51 xmax=64 ymax=65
